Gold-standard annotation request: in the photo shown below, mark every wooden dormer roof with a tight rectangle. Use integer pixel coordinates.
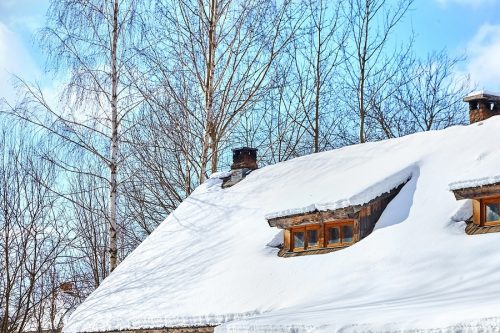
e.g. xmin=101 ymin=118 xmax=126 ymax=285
xmin=267 ymin=179 xmax=410 ymax=229
xmin=451 ymin=181 xmax=500 ymax=200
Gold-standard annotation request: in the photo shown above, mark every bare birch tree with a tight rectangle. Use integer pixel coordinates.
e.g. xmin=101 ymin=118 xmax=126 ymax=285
xmin=343 ymin=0 xmax=414 ymax=143
xmin=120 ymin=103 xmax=196 ymax=238
xmin=296 ymin=0 xmax=347 ymax=152
xmin=0 ymin=128 xmax=67 ymax=333
xmin=10 ymin=0 xmax=143 ymax=272
xmin=395 ymin=51 xmax=470 ymax=132
xmin=140 ymin=0 xmax=300 ymax=184
xmin=233 ymin=0 xmax=349 ymax=161
xmin=368 ymin=51 xmax=470 ymax=139
xmin=65 ymin=162 xmax=110 ymax=291
xmin=233 ymin=65 xmax=312 ymax=163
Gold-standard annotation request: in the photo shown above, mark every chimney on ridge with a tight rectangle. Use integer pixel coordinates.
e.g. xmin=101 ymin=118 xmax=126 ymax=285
xmin=222 ymin=147 xmax=258 ymax=188
xmin=464 ymin=91 xmax=500 ymax=124
xmin=231 ymin=147 xmax=258 ymax=170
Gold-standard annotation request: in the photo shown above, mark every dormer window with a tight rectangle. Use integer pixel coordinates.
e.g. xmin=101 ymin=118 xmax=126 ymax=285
xmin=291 ymin=225 xmax=320 ymax=251
xmin=326 ymin=222 xmax=354 ymax=247
xmin=451 ymin=181 xmax=500 ymax=234
xmin=266 ymin=180 xmax=408 ymax=257
xmin=326 ymin=226 xmax=340 ymax=245
xmin=484 ymin=197 xmax=500 ymax=224
xmin=288 ymin=221 xmax=355 ymax=253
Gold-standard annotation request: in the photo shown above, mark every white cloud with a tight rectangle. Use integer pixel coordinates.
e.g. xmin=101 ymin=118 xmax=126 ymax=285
xmin=464 ymin=24 xmax=500 ymax=91
xmin=0 ymin=22 xmax=40 ymax=104
xmin=0 ymin=0 xmax=59 ymax=107
xmin=0 ymin=0 xmax=49 ymax=33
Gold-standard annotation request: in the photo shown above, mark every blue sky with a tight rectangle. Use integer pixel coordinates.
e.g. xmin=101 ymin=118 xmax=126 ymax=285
xmin=406 ymin=0 xmax=500 ymax=89
xmin=1 ymin=0 xmax=500 ymax=104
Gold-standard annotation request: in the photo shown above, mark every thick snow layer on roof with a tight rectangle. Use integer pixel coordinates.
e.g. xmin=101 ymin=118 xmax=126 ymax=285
xmin=449 ymin=148 xmax=500 ymax=190
xmin=65 ymin=117 xmax=500 ymax=333
xmin=264 ymin=167 xmax=413 ymax=220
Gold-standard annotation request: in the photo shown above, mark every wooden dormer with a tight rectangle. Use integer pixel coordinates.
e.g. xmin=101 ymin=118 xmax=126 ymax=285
xmin=267 ymin=181 xmax=408 ymax=257
xmin=452 ymin=182 xmax=500 ymax=235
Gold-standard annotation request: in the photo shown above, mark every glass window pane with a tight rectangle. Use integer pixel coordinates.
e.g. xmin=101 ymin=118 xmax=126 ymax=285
xmin=343 ymin=225 xmax=354 ymax=243
xmin=327 ymin=227 xmax=340 ymax=244
xmin=486 ymin=203 xmax=500 ymax=222
xmin=293 ymin=231 xmax=304 ymax=248
xmin=307 ymin=229 xmax=318 ymax=247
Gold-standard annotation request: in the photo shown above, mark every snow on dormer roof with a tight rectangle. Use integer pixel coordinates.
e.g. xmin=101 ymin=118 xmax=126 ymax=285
xmin=265 ymin=166 xmax=413 ymax=221
xmin=449 ymin=150 xmax=500 ymax=191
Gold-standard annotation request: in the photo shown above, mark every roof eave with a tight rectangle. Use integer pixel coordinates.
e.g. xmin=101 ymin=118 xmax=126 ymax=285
xmin=451 ymin=181 xmax=500 ymax=200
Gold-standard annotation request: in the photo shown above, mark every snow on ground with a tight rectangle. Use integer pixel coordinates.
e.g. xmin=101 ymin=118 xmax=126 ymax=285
xmin=64 ymin=117 xmax=500 ymax=333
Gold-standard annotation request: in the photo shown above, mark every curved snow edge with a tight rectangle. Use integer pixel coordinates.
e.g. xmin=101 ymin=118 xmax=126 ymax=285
xmin=449 ymin=175 xmax=500 ymax=191
xmin=265 ymin=165 xmax=416 ymax=220
xmin=63 ymin=311 xmax=262 ymax=333
xmin=216 ymin=316 xmax=500 ymax=333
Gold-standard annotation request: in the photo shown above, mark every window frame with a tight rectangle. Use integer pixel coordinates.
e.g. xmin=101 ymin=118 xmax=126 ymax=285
xmin=482 ymin=197 xmax=500 ymax=226
xmin=287 ymin=220 xmax=355 ymax=253
xmin=291 ymin=228 xmax=305 ymax=252
xmin=290 ymin=225 xmax=320 ymax=252
xmin=325 ymin=225 xmax=341 ymax=247
xmin=324 ymin=220 xmax=355 ymax=248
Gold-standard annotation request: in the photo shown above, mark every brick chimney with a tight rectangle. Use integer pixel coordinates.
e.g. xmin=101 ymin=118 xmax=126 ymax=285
xmin=222 ymin=147 xmax=258 ymax=188
xmin=464 ymin=91 xmax=500 ymax=124
xmin=231 ymin=147 xmax=258 ymax=170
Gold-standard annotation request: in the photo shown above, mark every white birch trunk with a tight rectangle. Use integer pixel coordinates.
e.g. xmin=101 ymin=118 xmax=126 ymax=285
xmin=200 ymin=0 xmax=217 ymax=183
xmin=109 ymin=0 xmax=119 ymax=272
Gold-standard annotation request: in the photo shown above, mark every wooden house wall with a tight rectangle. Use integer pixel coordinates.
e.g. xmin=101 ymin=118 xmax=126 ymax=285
xmin=317 ymin=224 xmax=325 ymax=249
xmin=279 ymin=245 xmax=351 ymax=257
xmin=353 ymin=218 xmax=360 ymax=242
xmin=358 ymin=186 xmax=403 ymax=239
xmin=284 ymin=229 xmax=291 ymax=250
xmin=465 ymin=220 xmax=500 ymax=235
xmin=472 ymin=199 xmax=481 ymax=225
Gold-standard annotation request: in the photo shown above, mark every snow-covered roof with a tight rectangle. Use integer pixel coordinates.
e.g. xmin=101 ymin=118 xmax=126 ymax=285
xmin=65 ymin=117 xmax=500 ymax=333
xmin=449 ymin=149 xmax=500 ymax=191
